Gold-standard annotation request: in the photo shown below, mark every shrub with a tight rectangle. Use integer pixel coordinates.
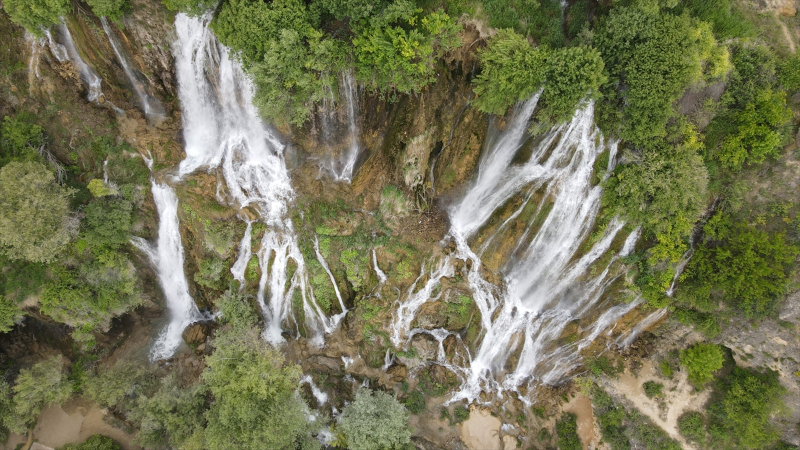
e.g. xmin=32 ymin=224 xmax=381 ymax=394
xmin=539 ymin=45 xmax=606 ymax=124
xmin=10 ymin=356 xmax=73 ymax=433
xmin=453 ymin=405 xmax=469 ymax=424
xmin=339 ymin=388 xmax=411 ymax=450
xmin=678 ymin=215 xmax=798 ymax=317
xmin=0 ymin=161 xmax=76 ymax=263
xmin=0 ymin=114 xmax=43 ymax=166
xmin=403 ymin=390 xmax=425 ymax=414
xmin=642 ymin=381 xmax=663 ymax=399
xmin=84 ymin=0 xmax=130 ymax=22
xmin=216 ymin=289 xmax=259 ymax=330
xmin=2 ymin=0 xmax=70 ymax=35
xmin=84 ymin=361 xmax=154 ymax=410
xmin=680 ymin=343 xmax=724 ymax=385
xmin=201 ymin=327 xmax=319 ymax=450
xmin=129 ymin=373 xmax=206 ymax=449
xmin=352 ymin=3 xmax=461 ymax=95
xmin=83 ymin=197 xmax=133 ymax=249
xmin=587 ymin=356 xmax=622 ymax=377
xmin=709 ymin=367 xmax=786 ymax=449
xmin=471 ymin=29 xmax=549 ymax=115
xmin=677 ymin=411 xmax=705 ymax=444
xmin=57 ymin=435 xmax=121 ymax=450
xmin=555 ymin=413 xmax=582 ymax=450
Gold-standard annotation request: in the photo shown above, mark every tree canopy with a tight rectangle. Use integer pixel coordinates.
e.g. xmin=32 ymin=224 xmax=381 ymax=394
xmin=338 ymin=388 xmax=411 ymax=450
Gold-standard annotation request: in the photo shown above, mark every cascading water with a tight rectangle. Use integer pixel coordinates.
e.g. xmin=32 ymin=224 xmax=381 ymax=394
xmin=172 ymin=13 xmax=343 ymax=345
xmin=318 ymin=70 xmax=361 ymax=181
xmin=390 ymin=97 xmax=644 ymax=402
xmin=52 ymin=23 xmax=105 ymax=104
xmin=132 ymin=182 xmax=205 ymax=361
xmin=100 ymin=17 xmax=164 ymax=119
xmin=334 ymin=70 xmax=361 ymax=181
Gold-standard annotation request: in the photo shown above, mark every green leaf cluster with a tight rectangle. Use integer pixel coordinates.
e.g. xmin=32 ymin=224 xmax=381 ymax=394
xmin=1 ymin=114 xmax=43 ymax=166
xmin=84 ymin=0 xmax=130 ymax=23
xmin=0 ymin=356 xmax=72 ymax=434
xmin=679 ymin=343 xmax=723 ymax=385
xmin=57 ymin=435 xmax=122 ymax=450
xmin=2 ymin=0 xmax=70 ymax=35
xmin=338 ymin=388 xmax=411 ymax=450
xmin=555 ymin=412 xmax=582 ymax=450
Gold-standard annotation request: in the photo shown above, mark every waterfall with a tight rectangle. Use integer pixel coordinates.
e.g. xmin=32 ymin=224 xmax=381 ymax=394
xmin=172 ymin=14 xmax=343 ymax=345
xmin=334 ymin=69 xmax=360 ymax=182
xmin=390 ymin=98 xmax=644 ymax=402
xmin=51 ymin=23 xmax=104 ymax=104
xmin=318 ymin=70 xmax=361 ymax=182
xmin=100 ymin=17 xmax=164 ymax=120
xmin=132 ymin=182 xmax=204 ymax=361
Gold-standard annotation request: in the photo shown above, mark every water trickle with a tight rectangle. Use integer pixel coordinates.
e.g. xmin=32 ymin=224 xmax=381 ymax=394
xmin=100 ymin=17 xmax=164 ymax=120
xmin=319 ymin=70 xmax=361 ymax=181
xmin=172 ymin=14 xmax=343 ymax=346
xmin=132 ymin=182 xmax=204 ymax=361
xmin=300 ymin=375 xmax=329 ymax=406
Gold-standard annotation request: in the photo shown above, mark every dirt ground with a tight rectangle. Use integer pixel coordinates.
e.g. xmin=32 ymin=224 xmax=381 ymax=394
xmin=2 ymin=399 xmax=140 ymax=450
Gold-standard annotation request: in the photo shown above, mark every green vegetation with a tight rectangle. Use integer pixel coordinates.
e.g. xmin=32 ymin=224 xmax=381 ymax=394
xmin=84 ymin=0 xmax=130 ymax=22
xmin=0 ymin=161 xmax=76 ymax=263
xmin=642 ymin=381 xmax=663 ymax=399
xmin=403 ymin=390 xmax=425 ymax=414
xmin=680 ymin=343 xmax=724 ymax=385
xmin=338 ymin=388 xmax=411 ymax=450
xmin=57 ymin=435 xmax=121 ymax=450
xmin=677 ymin=411 xmax=706 ymax=445
xmin=2 ymin=0 xmax=70 ymax=35
xmin=1 ymin=114 xmax=43 ymax=166
xmin=555 ymin=412 xmax=582 ymax=450
xmin=708 ymin=366 xmax=786 ymax=449
xmin=1 ymin=356 xmax=73 ymax=434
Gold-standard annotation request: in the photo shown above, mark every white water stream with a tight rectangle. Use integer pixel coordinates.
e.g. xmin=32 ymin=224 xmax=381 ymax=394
xmin=172 ymin=13 xmax=344 ymax=346
xmin=100 ymin=17 xmax=164 ymax=119
xmin=132 ymin=182 xmax=205 ymax=361
xmin=390 ymin=98 xmax=644 ymax=402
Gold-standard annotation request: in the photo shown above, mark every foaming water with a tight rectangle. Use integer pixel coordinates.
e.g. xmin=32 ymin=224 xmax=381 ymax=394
xmin=390 ymin=98 xmax=644 ymax=402
xmin=173 ymin=14 xmax=343 ymax=345
xmin=132 ymin=182 xmax=204 ymax=361
xmin=319 ymin=70 xmax=361 ymax=181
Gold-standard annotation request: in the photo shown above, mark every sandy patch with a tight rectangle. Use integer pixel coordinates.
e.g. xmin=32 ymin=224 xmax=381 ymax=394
xmin=459 ymin=405 xmax=502 ymax=450
xmin=3 ymin=401 xmax=140 ymax=450
xmin=602 ymin=360 xmax=710 ymax=450
xmin=562 ymin=393 xmax=598 ymax=450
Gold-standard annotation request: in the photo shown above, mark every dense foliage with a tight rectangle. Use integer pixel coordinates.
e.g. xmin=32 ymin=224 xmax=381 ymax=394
xmin=2 ymin=0 xmax=70 ymax=35
xmin=84 ymin=0 xmax=130 ymax=22
xmin=338 ymin=388 xmax=412 ymax=450
xmin=0 ymin=356 xmax=72 ymax=434
xmin=680 ymin=343 xmax=724 ymax=385
xmin=57 ymin=435 xmax=122 ymax=450
xmin=555 ymin=413 xmax=582 ymax=450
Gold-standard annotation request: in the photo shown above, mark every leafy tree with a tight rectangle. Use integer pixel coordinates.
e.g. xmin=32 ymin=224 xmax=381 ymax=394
xmin=212 ymin=0 xmax=317 ymax=67
xmin=471 ymin=29 xmax=549 ymax=115
xmin=339 ymin=388 xmax=411 ymax=450
xmin=317 ymin=0 xmax=386 ymax=22
xmin=482 ymin=0 xmax=564 ymax=47
xmin=249 ymin=28 xmax=343 ymax=125
xmin=83 ymin=197 xmax=133 ymax=249
xmin=201 ymin=327 xmax=319 ymax=450
xmin=9 ymin=356 xmax=73 ymax=433
xmin=677 ymin=411 xmax=705 ymax=445
xmin=539 ymin=45 xmax=605 ymax=123
xmin=1 ymin=114 xmax=43 ymax=166
xmin=0 ymin=295 xmax=23 ymax=333
xmin=129 ymin=373 xmax=206 ymax=449
xmin=642 ymin=381 xmax=663 ymax=398
xmin=84 ymin=361 xmax=155 ymax=411
xmin=714 ymin=88 xmax=791 ymax=171
xmin=603 ymin=123 xmax=708 ymax=262
xmin=0 ymin=161 xmax=76 ymax=263
xmin=678 ymin=215 xmax=798 ymax=317
xmin=215 ymin=289 xmax=259 ymax=330
xmin=84 ymin=0 xmax=129 ymax=22
xmin=2 ymin=0 xmax=70 ymax=35
xmin=779 ymin=53 xmax=800 ymax=92
xmin=594 ymin=6 xmax=727 ymax=144
xmin=709 ymin=367 xmax=786 ymax=449
xmin=555 ymin=412 xmax=582 ymax=450
xmin=352 ymin=1 xmax=461 ymax=95
xmin=57 ymin=435 xmax=121 ymax=450
xmin=679 ymin=343 xmax=723 ymax=385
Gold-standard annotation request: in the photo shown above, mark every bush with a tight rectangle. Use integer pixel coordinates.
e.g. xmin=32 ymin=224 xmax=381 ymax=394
xmin=678 ymin=215 xmax=798 ymax=317
xmin=642 ymin=381 xmax=663 ymax=399
xmin=352 ymin=3 xmax=461 ymax=95
xmin=216 ymin=289 xmax=259 ymax=330
xmin=587 ymin=356 xmax=622 ymax=377
xmin=201 ymin=327 xmax=319 ymax=450
xmin=538 ymin=45 xmax=605 ymax=124
xmin=339 ymin=388 xmax=411 ymax=450
xmin=0 ymin=114 xmax=43 ymax=166
xmin=0 ymin=161 xmax=76 ymax=263
xmin=403 ymin=390 xmax=425 ymax=414
xmin=471 ymin=29 xmax=549 ymax=115
xmin=57 ymin=435 xmax=121 ymax=450
xmin=84 ymin=361 xmax=154 ymax=410
xmin=555 ymin=413 xmax=582 ymax=450
xmin=2 ymin=0 xmax=70 ymax=35
xmin=709 ymin=367 xmax=786 ymax=449
xmin=84 ymin=0 xmax=129 ymax=22
xmin=129 ymin=373 xmax=206 ymax=449
xmin=680 ymin=343 xmax=724 ymax=385
xmin=677 ymin=411 xmax=705 ymax=444
xmin=83 ymin=198 xmax=133 ymax=249
xmin=9 ymin=356 xmax=73 ymax=433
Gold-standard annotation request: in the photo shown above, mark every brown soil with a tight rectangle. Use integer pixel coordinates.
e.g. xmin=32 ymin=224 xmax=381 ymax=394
xmin=562 ymin=392 xmax=598 ymax=450
xmin=458 ymin=405 xmax=502 ymax=450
